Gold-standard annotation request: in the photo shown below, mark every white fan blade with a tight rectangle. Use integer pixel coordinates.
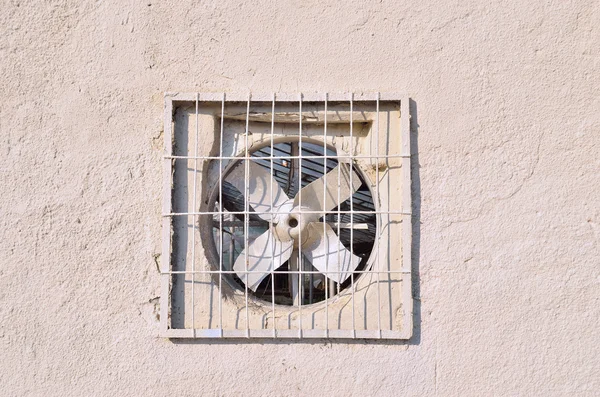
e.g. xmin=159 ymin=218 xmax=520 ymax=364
xmin=233 ymin=228 xmax=293 ymax=292
xmin=293 ymin=163 xmax=362 ymax=212
xmin=227 ymin=161 xmax=291 ymax=222
xmin=301 ymin=222 xmax=361 ymax=284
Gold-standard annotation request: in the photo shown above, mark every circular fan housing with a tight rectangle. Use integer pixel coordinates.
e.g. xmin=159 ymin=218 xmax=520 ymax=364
xmin=210 ymin=138 xmax=376 ymax=306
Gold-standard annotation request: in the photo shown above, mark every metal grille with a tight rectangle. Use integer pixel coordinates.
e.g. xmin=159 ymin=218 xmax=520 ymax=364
xmin=161 ymin=92 xmax=412 ymax=339
xmin=217 ymin=141 xmax=376 ymax=306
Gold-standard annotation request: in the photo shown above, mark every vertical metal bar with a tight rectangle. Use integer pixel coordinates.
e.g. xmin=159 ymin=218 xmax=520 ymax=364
xmin=190 ymin=93 xmax=199 ymax=334
xmin=309 ymin=273 xmax=313 ymax=304
xmin=375 ymin=92 xmax=382 ymax=338
xmin=289 ymin=254 xmax=299 ymax=303
xmin=244 ymin=93 xmax=251 ymax=337
xmin=323 ymin=93 xmax=329 ymax=337
xmin=270 ymin=93 xmax=276 ymax=337
xmin=336 ymin=157 xmax=341 ymax=297
xmin=349 ymin=92 xmax=356 ymax=338
xmin=297 ymin=92 xmax=303 ymax=337
xmin=160 ymin=96 xmax=174 ymax=335
xmin=219 ymin=93 xmax=225 ymax=336
xmin=289 ymin=142 xmax=299 ymax=307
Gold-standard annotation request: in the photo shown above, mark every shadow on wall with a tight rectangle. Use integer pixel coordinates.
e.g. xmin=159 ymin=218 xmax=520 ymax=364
xmin=171 ymin=99 xmax=422 ymax=346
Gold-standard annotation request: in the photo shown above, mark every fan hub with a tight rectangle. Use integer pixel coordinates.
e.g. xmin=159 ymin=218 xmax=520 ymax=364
xmin=273 ymin=206 xmax=317 ymax=246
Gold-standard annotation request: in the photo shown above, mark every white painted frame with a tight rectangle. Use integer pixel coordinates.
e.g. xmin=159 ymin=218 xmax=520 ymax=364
xmin=160 ymin=92 xmax=412 ymax=339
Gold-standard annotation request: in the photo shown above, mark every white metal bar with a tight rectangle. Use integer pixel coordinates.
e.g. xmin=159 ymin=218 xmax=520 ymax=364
xmin=218 ymin=93 xmax=225 ymax=336
xmin=164 ymin=328 xmax=406 ymax=339
xmin=349 ymin=92 xmax=355 ymax=338
xmin=212 ymin=221 xmax=368 ymax=229
xmin=190 ymin=93 xmax=199 ymax=333
xmin=165 ymin=154 xmax=410 ymax=160
xmin=376 ymin=92 xmax=382 ymax=338
xmin=297 ymin=92 xmax=303 ymax=337
xmin=289 ymin=142 xmax=300 ymax=310
xmin=165 ymin=210 xmax=411 ymax=216
xmin=165 ymin=91 xmax=406 ymax=103
xmin=289 ymin=255 xmax=299 ymax=305
xmin=165 ymin=270 xmax=404 ymax=275
xmin=270 ymin=93 xmax=276 ymax=337
xmin=323 ymin=92 xmax=329 ymax=337
xmin=244 ymin=93 xmax=251 ymax=337
xmin=336 ymin=162 xmax=341 ymax=298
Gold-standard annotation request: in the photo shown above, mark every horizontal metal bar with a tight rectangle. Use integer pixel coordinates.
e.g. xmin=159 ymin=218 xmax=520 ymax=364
xmin=161 ymin=328 xmax=406 ymax=339
xmin=164 ymin=210 xmax=411 ymax=216
xmin=330 ymin=222 xmax=368 ymax=229
xmin=213 ymin=221 xmax=368 ymax=229
xmin=212 ymin=220 xmax=265 ymax=227
xmin=163 ymin=270 xmax=407 ymax=275
xmin=165 ymin=92 xmax=406 ymax=103
xmin=165 ymin=154 xmax=409 ymax=160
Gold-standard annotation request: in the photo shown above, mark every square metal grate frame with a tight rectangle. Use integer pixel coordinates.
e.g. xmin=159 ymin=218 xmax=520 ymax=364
xmin=161 ymin=92 xmax=412 ymax=339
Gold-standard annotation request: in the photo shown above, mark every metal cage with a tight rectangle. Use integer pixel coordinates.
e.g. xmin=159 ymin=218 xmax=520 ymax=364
xmin=161 ymin=92 xmax=412 ymax=339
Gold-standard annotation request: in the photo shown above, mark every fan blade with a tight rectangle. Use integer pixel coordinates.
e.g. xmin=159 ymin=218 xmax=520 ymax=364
xmin=301 ymin=222 xmax=361 ymax=284
xmin=233 ymin=228 xmax=293 ymax=292
xmin=293 ymin=163 xmax=362 ymax=211
xmin=227 ymin=161 xmax=291 ymax=222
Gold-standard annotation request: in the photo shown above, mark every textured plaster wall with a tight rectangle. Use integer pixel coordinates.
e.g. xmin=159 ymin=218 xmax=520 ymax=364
xmin=1 ymin=0 xmax=599 ymax=395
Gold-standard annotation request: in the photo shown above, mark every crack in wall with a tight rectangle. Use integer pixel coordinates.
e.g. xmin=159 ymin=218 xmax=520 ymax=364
xmin=443 ymin=131 xmax=545 ymax=229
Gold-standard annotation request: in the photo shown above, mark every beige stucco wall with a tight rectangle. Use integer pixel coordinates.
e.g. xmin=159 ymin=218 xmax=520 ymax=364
xmin=1 ymin=0 xmax=599 ymax=395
